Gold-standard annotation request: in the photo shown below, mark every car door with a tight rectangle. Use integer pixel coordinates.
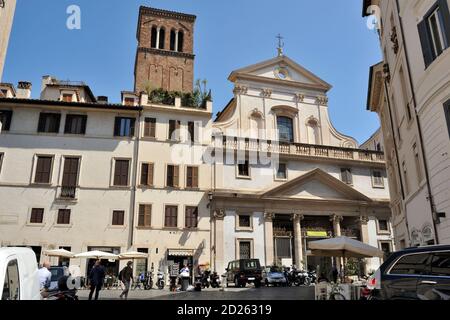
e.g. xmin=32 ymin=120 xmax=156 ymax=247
xmin=2 ymin=258 xmax=20 ymax=300
xmin=226 ymin=262 xmax=234 ymax=283
xmin=384 ymin=252 xmax=432 ymax=300
xmin=416 ymin=251 xmax=450 ymax=300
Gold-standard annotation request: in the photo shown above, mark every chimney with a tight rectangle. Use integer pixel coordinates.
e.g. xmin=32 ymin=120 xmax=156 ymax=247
xmin=41 ymin=75 xmax=55 ymax=92
xmin=97 ymin=96 xmax=108 ymax=104
xmin=16 ymin=81 xmax=32 ymax=99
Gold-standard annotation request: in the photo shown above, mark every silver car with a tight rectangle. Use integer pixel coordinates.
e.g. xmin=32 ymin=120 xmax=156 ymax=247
xmin=262 ymin=266 xmax=287 ymax=287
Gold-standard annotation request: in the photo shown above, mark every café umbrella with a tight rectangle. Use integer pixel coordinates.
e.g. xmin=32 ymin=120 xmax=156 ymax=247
xmin=43 ymin=248 xmax=75 ymax=258
xmin=118 ymin=251 xmax=148 ymax=259
xmin=74 ymin=250 xmax=119 ymax=260
xmin=308 ymin=236 xmax=384 ymax=279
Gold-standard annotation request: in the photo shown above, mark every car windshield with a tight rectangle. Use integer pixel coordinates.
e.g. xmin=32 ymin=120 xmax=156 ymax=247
xmin=243 ymin=260 xmax=259 ymax=269
xmin=50 ymin=268 xmax=64 ymax=281
xmin=269 ymin=266 xmax=282 ymax=273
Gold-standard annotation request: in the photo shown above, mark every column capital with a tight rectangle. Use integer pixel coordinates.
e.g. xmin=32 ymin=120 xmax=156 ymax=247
xmin=293 ymin=213 xmax=304 ymax=222
xmin=358 ymin=215 xmax=369 ymax=225
xmin=329 ymin=214 xmax=343 ymax=223
xmin=264 ymin=212 xmax=276 ymax=221
xmin=213 ymin=209 xmax=226 ymax=220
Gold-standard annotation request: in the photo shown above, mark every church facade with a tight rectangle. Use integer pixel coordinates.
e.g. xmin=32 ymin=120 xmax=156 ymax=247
xmin=0 ymin=6 xmax=393 ymax=278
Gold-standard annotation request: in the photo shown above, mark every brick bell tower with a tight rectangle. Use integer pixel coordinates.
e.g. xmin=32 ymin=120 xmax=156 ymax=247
xmin=134 ymin=6 xmax=196 ymax=94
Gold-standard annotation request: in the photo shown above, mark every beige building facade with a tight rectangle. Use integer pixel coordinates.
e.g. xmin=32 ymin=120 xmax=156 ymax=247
xmin=0 ymin=0 xmax=16 ymax=82
xmin=364 ymin=0 xmax=450 ymax=247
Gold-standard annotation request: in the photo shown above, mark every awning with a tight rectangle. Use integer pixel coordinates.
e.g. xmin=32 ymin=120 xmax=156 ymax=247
xmin=168 ymin=249 xmax=195 ymax=257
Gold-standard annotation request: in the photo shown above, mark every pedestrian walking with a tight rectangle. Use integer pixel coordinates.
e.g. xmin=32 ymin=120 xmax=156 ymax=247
xmin=88 ymin=260 xmax=106 ymax=300
xmin=119 ymin=261 xmax=133 ymax=299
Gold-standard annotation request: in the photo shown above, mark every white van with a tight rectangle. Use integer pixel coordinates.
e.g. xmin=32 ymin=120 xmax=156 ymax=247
xmin=0 ymin=247 xmax=41 ymax=300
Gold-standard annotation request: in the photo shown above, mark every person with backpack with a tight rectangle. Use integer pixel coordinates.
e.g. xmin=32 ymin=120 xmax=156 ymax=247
xmin=119 ymin=261 xmax=133 ymax=299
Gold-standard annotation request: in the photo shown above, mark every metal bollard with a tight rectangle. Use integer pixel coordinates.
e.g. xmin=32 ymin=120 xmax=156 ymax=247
xmin=221 ymin=274 xmax=226 ymax=292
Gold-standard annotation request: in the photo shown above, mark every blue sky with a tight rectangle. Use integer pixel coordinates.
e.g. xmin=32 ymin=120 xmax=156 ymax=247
xmin=4 ymin=0 xmax=382 ymax=144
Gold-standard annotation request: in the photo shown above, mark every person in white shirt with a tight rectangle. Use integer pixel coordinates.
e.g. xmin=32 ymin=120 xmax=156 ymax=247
xmin=38 ymin=261 xmax=52 ymax=290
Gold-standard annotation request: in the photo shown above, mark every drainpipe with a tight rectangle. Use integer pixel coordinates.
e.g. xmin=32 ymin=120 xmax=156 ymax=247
xmin=128 ymin=109 xmax=142 ymax=249
xmin=395 ymin=0 xmax=440 ymax=244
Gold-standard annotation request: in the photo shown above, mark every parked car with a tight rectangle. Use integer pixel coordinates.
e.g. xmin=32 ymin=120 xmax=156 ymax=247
xmin=225 ymin=259 xmax=262 ymax=288
xmin=262 ymin=266 xmax=287 ymax=287
xmin=367 ymin=245 xmax=450 ymax=300
xmin=0 ymin=247 xmax=41 ymax=300
xmin=49 ymin=266 xmax=68 ymax=290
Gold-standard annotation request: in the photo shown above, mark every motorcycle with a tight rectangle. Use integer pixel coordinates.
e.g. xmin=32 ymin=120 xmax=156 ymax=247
xmin=283 ymin=267 xmax=295 ymax=287
xmin=292 ymin=267 xmax=311 ymax=286
xmin=210 ymin=272 xmax=221 ymax=288
xmin=143 ymin=271 xmax=154 ymax=290
xmin=157 ymin=271 xmax=165 ymax=290
xmin=201 ymin=270 xmax=211 ymax=289
xmin=307 ymin=270 xmax=317 ymax=284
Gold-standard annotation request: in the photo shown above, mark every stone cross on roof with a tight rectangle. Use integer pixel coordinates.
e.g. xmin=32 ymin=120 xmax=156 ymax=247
xmin=276 ymin=33 xmax=284 ymax=57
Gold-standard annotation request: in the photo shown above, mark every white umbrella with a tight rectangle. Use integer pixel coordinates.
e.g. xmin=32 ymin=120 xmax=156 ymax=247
xmin=119 ymin=251 xmax=148 ymax=259
xmin=309 ymin=236 xmax=384 ymax=280
xmin=43 ymin=248 xmax=75 ymax=258
xmin=74 ymin=250 xmax=119 ymax=260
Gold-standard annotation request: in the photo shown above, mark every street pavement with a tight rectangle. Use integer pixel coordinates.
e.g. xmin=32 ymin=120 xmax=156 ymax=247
xmin=77 ymin=285 xmax=315 ymax=300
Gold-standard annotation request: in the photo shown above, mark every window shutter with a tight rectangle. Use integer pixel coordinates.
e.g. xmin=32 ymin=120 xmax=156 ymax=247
xmin=38 ymin=114 xmax=46 ymax=132
xmin=148 ymin=163 xmax=154 ymax=186
xmin=54 ymin=114 xmax=61 ymax=133
xmin=173 ymin=166 xmax=179 ymax=187
xmin=0 ymin=110 xmax=12 ymax=131
xmin=438 ymin=0 xmax=450 ymax=46
xmin=444 ymin=100 xmax=450 ymax=138
xmin=81 ymin=115 xmax=87 ymax=134
xmin=114 ymin=117 xmax=121 ymax=136
xmin=418 ymin=19 xmax=434 ymax=68
xmin=129 ymin=118 xmax=135 ymax=137
xmin=145 ymin=205 xmax=151 ymax=227
xmin=64 ymin=115 xmax=71 ymax=133
xmin=121 ymin=160 xmax=129 ymax=185
xmin=150 ymin=119 xmax=156 ymax=138
xmin=193 ymin=167 xmax=198 ymax=188
xmin=62 ymin=158 xmax=79 ymax=187
xmin=138 ymin=205 xmax=145 ymax=226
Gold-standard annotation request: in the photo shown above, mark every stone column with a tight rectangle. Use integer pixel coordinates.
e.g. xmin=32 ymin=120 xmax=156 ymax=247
xmin=358 ymin=215 xmax=370 ymax=275
xmin=264 ymin=212 xmax=275 ymax=266
xmin=330 ymin=214 xmax=343 ymax=274
xmin=213 ymin=210 xmax=225 ymax=273
xmin=156 ymin=27 xmax=161 ymax=49
xmin=293 ymin=213 xmax=304 ymax=269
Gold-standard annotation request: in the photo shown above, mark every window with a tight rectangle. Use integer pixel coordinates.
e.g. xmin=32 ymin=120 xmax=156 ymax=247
xmin=57 ymin=209 xmax=71 ymax=225
xmin=185 ymin=206 xmax=198 ymax=228
xmin=165 ymin=205 xmax=178 ymax=228
xmin=399 ymin=67 xmax=412 ymax=122
xmin=124 ymin=97 xmax=135 ymax=106
xmin=34 ymin=156 xmax=53 ymax=184
xmin=170 ymin=29 xmax=176 ymax=51
xmin=168 ymin=120 xmax=180 ymax=140
xmin=159 ymin=28 xmax=166 ymax=50
xmin=389 ymin=253 xmax=432 ymax=275
xmin=402 ymin=161 xmax=409 ymax=195
xmin=238 ymin=161 xmax=250 ymax=177
xmin=276 ymin=163 xmax=287 ymax=180
xmin=61 ymin=157 xmax=79 ymax=199
xmin=30 ymin=208 xmax=44 ymax=224
xmin=64 ymin=115 xmax=86 ymax=135
xmin=340 ymin=168 xmax=353 ymax=185
xmin=114 ymin=117 xmax=135 ymax=137
xmin=239 ymin=241 xmax=252 ymax=259
xmin=144 ymin=118 xmax=156 ymax=138
xmin=151 ymin=26 xmax=158 ymax=48
xmin=411 ymin=143 xmax=423 ymax=185
xmin=188 ymin=121 xmax=196 ymax=143
xmin=113 ymin=159 xmax=130 ymax=186
xmin=238 ymin=215 xmax=251 ymax=228
xmin=140 ymin=163 xmax=154 ymax=187
xmin=186 ymin=166 xmax=198 ymax=189
xmin=445 ymin=100 xmax=450 ymax=138
xmin=418 ymin=1 xmax=450 ymax=68
xmin=378 ymin=219 xmax=389 ymax=232
xmin=38 ymin=113 xmax=61 ymax=133
xmin=277 ymin=116 xmax=294 ymax=143
xmin=380 ymin=242 xmax=392 ymax=261
xmin=62 ymin=94 xmax=73 ymax=102
xmin=138 ymin=205 xmax=152 ymax=227
xmin=178 ymin=31 xmax=184 ymax=52
xmin=0 ymin=110 xmax=12 ymax=131
xmin=430 ymin=252 xmax=450 ymax=276
xmin=166 ymin=165 xmax=179 ymax=188
xmin=372 ymin=170 xmax=384 ymax=187
xmin=2 ymin=259 xmax=20 ymax=300
xmin=112 ymin=210 xmax=125 ymax=226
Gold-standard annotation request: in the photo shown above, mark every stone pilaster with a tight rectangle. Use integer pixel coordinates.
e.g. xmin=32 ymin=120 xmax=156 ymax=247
xmin=264 ymin=212 xmax=275 ymax=266
xmin=213 ymin=210 xmax=225 ymax=273
xmin=330 ymin=214 xmax=343 ymax=237
xmin=293 ymin=213 xmax=304 ymax=269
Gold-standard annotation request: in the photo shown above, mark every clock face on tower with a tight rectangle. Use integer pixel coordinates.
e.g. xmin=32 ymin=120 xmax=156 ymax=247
xmin=274 ymin=67 xmax=289 ymax=80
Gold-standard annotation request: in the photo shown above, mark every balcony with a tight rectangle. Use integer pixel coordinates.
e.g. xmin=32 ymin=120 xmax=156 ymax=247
xmin=59 ymin=186 xmax=77 ymax=200
xmin=214 ymin=136 xmax=385 ymax=164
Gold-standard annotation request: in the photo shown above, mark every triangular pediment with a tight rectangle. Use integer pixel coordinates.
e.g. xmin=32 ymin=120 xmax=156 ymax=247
xmin=228 ymin=55 xmax=332 ymax=91
xmin=261 ymin=168 xmax=372 ymax=202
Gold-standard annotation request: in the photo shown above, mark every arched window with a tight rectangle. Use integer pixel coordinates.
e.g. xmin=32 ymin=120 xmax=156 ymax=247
xmin=277 ymin=116 xmax=294 ymax=143
xmin=170 ymin=29 xmax=176 ymax=51
xmin=159 ymin=28 xmax=166 ymax=50
xmin=307 ymin=119 xmax=320 ymax=145
xmin=177 ymin=31 xmax=184 ymax=52
xmin=151 ymin=26 xmax=158 ymax=48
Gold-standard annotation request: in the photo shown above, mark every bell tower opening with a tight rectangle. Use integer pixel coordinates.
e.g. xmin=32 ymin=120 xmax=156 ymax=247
xmin=134 ymin=6 xmax=196 ymax=94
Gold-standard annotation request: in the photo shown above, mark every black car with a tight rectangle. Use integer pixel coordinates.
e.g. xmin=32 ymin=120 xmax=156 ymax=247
xmin=225 ymin=259 xmax=262 ymax=288
xmin=368 ymin=245 xmax=450 ymax=300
